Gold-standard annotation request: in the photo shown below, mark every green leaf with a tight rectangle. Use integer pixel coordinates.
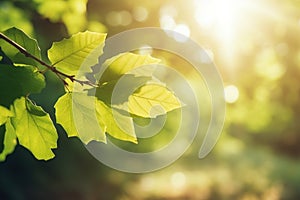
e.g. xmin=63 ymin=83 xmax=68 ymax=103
xmin=55 ymin=92 xmax=136 ymax=144
xmin=126 ymin=84 xmax=182 ymax=118
xmin=55 ymin=92 xmax=106 ymax=144
xmin=48 ymin=31 xmax=106 ymax=75
xmin=11 ymin=97 xmax=57 ymax=160
xmin=99 ymin=52 xmax=161 ymax=85
xmin=0 ymin=64 xmax=46 ymax=107
xmin=0 ymin=47 xmax=13 ymax=65
xmin=0 ymin=118 xmax=17 ymax=161
xmin=0 ymin=105 xmax=13 ymax=125
xmin=96 ymin=100 xmax=137 ymax=143
xmin=0 ymin=27 xmax=41 ymax=66
xmin=95 ymin=74 xmax=152 ymax=105
xmin=55 ymin=93 xmax=77 ymax=137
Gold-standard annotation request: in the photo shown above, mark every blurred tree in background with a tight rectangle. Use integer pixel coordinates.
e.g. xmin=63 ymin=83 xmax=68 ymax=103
xmin=1 ymin=0 xmax=300 ymax=199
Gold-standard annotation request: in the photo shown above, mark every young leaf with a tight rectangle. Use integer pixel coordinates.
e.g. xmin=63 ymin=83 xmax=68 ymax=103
xmin=11 ymin=97 xmax=58 ymax=160
xmin=99 ymin=52 xmax=161 ymax=85
xmin=55 ymin=92 xmax=106 ymax=144
xmin=0 ymin=105 xmax=13 ymax=125
xmin=96 ymin=100 xmax=137 ymax=143
xmin=0 ymin=118 xmax=17 ymax=161
xmin=0 ymin=27 xmax=41 ymax=66
xmin=0 ymin=64 xmax=46 ymax=107
xmin=126 ymin=84 xmax=182 ymax=118
xmin=48 ymin=31 xmax=106 ymax=75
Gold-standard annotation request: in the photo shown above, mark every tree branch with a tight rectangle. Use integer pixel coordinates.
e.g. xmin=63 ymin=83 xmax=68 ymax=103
xmin=0 ymin=32 xmax=96 ymax=87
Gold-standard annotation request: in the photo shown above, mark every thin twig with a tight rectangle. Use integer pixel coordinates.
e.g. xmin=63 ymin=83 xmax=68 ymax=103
xmin=0 ymin=32 xmax=97 ymax=87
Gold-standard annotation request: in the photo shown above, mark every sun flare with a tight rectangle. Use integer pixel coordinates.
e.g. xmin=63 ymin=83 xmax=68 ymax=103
xmin=192 ymin=0 xmax=269 ymax=65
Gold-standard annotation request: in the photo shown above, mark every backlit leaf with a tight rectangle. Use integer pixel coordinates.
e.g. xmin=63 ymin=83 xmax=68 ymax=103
xmin=55 ymin=92 xmax=136 ymax=144
xmin=95 ymin=74 xmax=152 ymax=105
xmin=0 ymin=27 xmax=41 ymax=66
xmin=0 ymin=105 xmax=13 ymax=125
xmin=55 ymin=92 xmax=106 ymax=144
xmin=96 ymin=100 xmax=137 ymax=143
xmin=11 ymin=97 xmax=57 ymax=160
xmin=127 ymin=84 xmax=182 ymax=118
xmin=48 ymin=31 xmax=106 ymax=75
xmin=0 ymin=118 xmax=17 ymax=161
xmin=99 ymin=52 xmax=160 ymax=85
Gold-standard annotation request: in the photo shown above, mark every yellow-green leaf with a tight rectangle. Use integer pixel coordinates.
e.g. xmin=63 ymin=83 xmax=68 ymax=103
xmin=127 ymin=84 xmax=182 ymax=118
xmin=0 ymin=118 xmax=17 ymax=161
xmin=55 ymin=92 xmax=136 ymax=144
xmin=11 ymin=97 xmax=57 ymax=160
xmin=96 ymin=100 xmax=137 ymax=143
xmin=48 ymin=31 xmax=106 ymax=75
xmin=95 ymin=74 xmax=152 ymax=105
xmin=99 ymin=52 xmax=161 ymax=84
xmin=0 ymin=105 xmax=13 ymax=125
xmin=0 ymin=27 xmax=41 ymax=66
xmin=55 ymin=92 xmax=106 ymax=144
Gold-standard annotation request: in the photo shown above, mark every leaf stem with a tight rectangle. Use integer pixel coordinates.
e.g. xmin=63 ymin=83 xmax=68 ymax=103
xmin=0 ymin=32 xmax=96 ymax=87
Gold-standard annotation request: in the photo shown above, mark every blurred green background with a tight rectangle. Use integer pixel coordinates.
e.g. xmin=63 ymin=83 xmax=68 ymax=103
xmin=1 ymin=0 xmax=300 ymax=199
